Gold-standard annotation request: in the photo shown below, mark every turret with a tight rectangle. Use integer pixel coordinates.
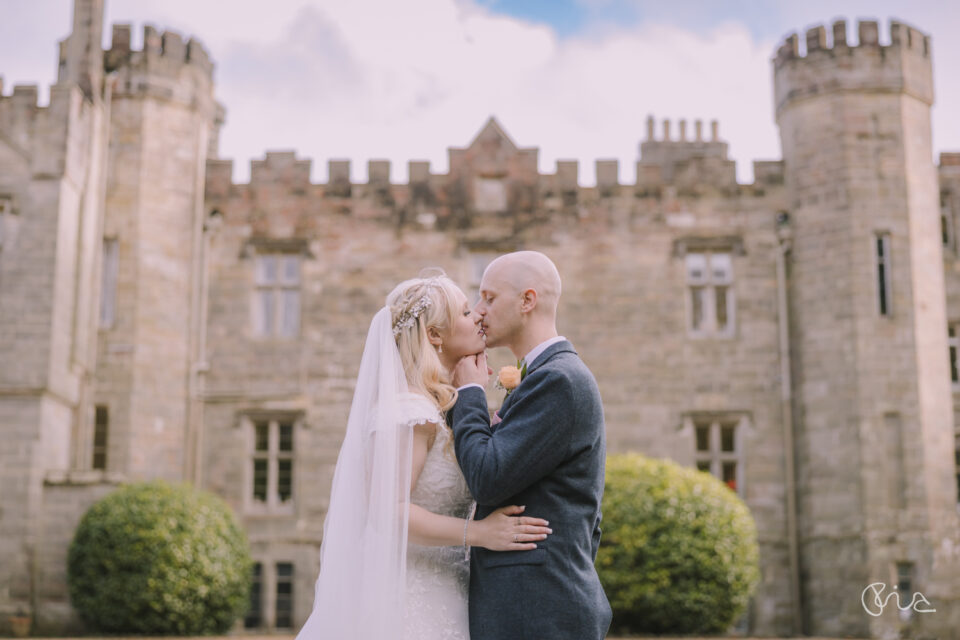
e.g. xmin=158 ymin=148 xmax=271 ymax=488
xmin=774 ymin=18 xmax=959 ymax=639
xmin=95 ymin=21 xmax=219 ymax=481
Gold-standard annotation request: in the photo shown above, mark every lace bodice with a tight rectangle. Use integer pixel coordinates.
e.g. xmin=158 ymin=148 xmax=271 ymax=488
xmin=400 ymin=393 xmax=474 ymax=640
xmin=410 ymin=424 xmax=473 ymax=517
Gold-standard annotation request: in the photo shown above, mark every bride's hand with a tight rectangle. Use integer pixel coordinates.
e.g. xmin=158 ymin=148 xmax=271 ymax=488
xmin=470 ymin=505 xmax=552 ymax=551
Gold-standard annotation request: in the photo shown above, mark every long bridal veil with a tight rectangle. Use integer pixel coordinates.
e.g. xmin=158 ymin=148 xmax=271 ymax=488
xmin=296 ymin=307 xmax=414 ymax=639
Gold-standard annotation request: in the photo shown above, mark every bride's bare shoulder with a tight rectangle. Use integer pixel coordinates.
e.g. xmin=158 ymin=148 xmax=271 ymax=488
xmin=398 ymin=391 xmax=443 ymax=424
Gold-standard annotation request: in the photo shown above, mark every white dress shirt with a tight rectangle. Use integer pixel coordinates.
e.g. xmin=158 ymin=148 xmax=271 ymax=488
xmin=457 ymin=336 xmax=567 ymax=392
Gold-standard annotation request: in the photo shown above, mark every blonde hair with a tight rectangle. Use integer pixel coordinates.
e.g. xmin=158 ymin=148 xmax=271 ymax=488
xmin=387 ymin=271 xmax=462 ymax=428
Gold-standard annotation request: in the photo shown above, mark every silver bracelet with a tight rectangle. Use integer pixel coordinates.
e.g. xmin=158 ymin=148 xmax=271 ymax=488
xmin=463 ymin=501 xmax=477 ymax=561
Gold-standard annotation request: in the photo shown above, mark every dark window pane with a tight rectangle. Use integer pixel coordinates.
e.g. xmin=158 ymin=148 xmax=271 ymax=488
xmin=877 ymin=235 xmax=890 ymax=316
xmin=722 ymin=461 xmax=737 ymax=492
xmin=943 ymin=214 xmax=951 ymax=246
xmin=896 ymin=562 xmax=913 ymax=594
xmin=275 ymin=563 xmax=294 ymax=629
xmin=255 ymin=422 xmax=269 ymax=451
xmin=92 ymin=405 xmax=109 ymax=470
xmin=955 ymin=448 xmax=960 ymax=502
xmin=951 ymin=345 xmax=959 ymax=383
xmin=691 ymin=287 xmax=705 ymax=330
xmin=279 ymin=423 xmax=294 ymax=451
xmin=720 ymin=423 xmax=736 ymax=452
xmin=695 ymin=424 xmax=710 ymax=452
xmin=244 ymin=562 xmax=262 ymax=629
xmin=253 ymin=460 xmax=268 ymax=502
xmin=716 ymin=286 xmax=729 ymax=331
xmin=696 ymin=460 xmax=711 ymax=472
xmin=278 ymin=460 xmax=293 ymax=502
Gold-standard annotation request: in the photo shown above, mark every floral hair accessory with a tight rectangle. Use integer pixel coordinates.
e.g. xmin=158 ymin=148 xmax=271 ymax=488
xmin=392 ymin=293 xmax=434 ymax=337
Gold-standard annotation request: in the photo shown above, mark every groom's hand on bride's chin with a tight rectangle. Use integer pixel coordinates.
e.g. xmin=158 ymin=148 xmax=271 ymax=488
xmin=453 ymin=351 xmax=490 ymax=388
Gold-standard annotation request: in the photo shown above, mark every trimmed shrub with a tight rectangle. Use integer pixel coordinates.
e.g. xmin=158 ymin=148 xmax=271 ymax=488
xmin=596 ymin=453 xmax=760 ymax=634
xmin=67 ymin=481 xmax=252 ymax=635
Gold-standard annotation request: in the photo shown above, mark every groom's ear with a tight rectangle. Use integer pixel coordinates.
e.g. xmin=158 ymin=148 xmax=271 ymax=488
xmin=519 ymin=288 xmax=538 ymax=313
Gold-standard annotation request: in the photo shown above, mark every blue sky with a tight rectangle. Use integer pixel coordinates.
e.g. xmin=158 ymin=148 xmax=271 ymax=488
xmin=2 ymin=0 xmax=958 ymax=184
xmin=486 ymin=0 xmax=782 ymax=39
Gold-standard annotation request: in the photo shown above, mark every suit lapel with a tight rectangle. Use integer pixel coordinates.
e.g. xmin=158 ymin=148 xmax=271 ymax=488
xmin=498 ymin=340 xmax=577 ymax=415
xmin=525 ymin=340 xmax=576 ymax=376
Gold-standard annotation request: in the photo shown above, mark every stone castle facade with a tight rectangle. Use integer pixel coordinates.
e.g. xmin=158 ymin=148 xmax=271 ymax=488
xmin=2 ymin=1 xmax=960 ymax=637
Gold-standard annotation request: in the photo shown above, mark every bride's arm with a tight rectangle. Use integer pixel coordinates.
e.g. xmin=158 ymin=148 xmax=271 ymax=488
xmin=407 ymin=422 xmax=551 ymax=550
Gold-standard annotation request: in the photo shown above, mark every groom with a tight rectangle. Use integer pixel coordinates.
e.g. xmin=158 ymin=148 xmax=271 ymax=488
xmin=450 ymin=251 xmax=612 ymax=640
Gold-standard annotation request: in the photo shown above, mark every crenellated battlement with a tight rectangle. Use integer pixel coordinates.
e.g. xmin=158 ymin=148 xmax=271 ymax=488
xmin=1 ymin=83 xmax=41 ymax=108
xmin=99 ymin=23 xmax=215 ymax=112
xmin=103 ymin=24 xmax=213 ymax=77
xmin=0 ymin=83 xmax=46 ymax=158
xmin=773 ymin=19 xmax=933 ymax=114
xmin=775 ymin=19 xmax=929 ymax=64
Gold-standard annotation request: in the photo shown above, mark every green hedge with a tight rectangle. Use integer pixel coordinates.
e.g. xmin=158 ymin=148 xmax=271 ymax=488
xmin=67 ymin=481 xmax=253 ymax=635
xmin=596 ymin=453 xmax=760 ymax=635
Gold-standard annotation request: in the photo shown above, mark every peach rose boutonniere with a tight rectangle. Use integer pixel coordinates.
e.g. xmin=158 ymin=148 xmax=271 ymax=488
xmin=494 ymin=360 xmax=527 ymax=398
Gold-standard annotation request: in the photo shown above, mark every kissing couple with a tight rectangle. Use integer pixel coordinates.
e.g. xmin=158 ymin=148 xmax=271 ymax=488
xmin=295 ymin=251 xmax=612 ymax=640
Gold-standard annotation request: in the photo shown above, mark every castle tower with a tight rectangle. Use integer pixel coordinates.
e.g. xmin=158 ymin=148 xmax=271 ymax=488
xmin=0 ymin=0 xmax=111 ymax=626
xmin=94 ymin=21 xmax=219 ymax=481
xmin=774 ymin=19 xmax=960 ymax=637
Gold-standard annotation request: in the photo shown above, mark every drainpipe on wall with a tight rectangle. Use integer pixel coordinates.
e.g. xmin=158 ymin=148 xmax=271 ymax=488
xmin=775 ymin=211 xmax=804 ymax=634
xmin=186 ymin=121 xmax=212 ymax=486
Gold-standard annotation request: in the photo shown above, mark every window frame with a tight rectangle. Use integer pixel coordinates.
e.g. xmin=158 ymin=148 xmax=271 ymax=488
xmin=684 ymin=250 xmax=736 ymax=339
xmin=252 ymin=252 xmax=302 ymax=339
xmin=687 ymin=413 xmax=747 ymax=497
xmin=243 ymin=414 xmax=298 ymax=516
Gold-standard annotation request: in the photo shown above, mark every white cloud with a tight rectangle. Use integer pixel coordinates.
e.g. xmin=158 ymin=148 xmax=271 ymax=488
xmin=2 ymin=0 xmax=957 ymax=185
xmin=206 ymin=0 xmax=777 ymax=184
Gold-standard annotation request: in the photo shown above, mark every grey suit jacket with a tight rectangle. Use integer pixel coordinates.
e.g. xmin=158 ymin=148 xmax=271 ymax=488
xmin=448 ymin=340 xmax=612 ymax=640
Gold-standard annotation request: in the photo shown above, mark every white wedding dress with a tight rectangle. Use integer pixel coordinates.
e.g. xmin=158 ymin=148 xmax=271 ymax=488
xmin=296 ymin=309 xmax=474 ymax=640
xmin=400 ymin=393 xmax=474 ymax=640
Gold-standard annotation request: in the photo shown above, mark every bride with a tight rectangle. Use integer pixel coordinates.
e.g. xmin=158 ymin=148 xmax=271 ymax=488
xmin=295 ymin=272 xmax=552 ymax=639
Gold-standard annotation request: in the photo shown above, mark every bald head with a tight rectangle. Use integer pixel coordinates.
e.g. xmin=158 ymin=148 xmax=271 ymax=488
xmin=484 ymin=251 xmax=562 ymax=316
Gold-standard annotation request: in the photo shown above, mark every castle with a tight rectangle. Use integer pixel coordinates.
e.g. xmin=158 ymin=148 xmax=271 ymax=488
xmin=2 ymin=1 xmax=960 ymax=637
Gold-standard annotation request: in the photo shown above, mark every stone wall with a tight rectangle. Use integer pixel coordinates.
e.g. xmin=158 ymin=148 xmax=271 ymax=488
xmin=3 ymin=4 xmax=960 ymax=638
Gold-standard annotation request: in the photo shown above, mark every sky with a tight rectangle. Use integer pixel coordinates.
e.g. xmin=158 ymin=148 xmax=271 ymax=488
xmin=1 ymin=0 xmax=958 ymax=184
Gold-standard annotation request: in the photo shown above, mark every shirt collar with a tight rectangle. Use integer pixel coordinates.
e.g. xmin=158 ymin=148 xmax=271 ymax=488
xmin=523 ymin=336 xmax=566 ymax=369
